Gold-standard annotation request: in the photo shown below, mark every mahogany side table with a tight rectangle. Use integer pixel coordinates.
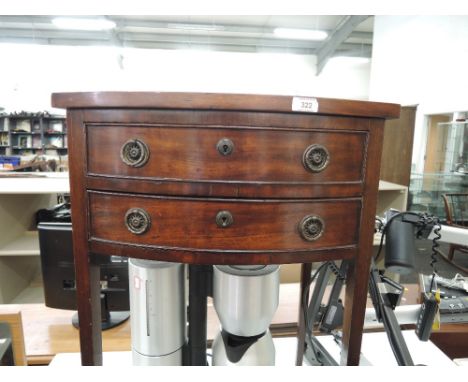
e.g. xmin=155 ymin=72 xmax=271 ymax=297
xmin=52 ymin=92 xmax=400 ymax=366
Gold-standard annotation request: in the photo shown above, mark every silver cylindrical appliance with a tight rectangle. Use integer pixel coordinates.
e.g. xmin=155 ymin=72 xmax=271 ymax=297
xmin=129 ymin=259 xmax=186 ymax=366
xmin=213 ymin=265 xmax=280 ymax=337
xmin=212 ymin=265 xmax=280 ymax=366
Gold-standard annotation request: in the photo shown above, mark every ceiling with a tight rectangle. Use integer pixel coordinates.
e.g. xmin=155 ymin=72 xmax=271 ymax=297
xmin=0 ymin=15 xmax=373 ymax=74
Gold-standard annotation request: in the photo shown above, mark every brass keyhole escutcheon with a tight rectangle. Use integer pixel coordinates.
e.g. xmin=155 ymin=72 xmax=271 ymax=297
xmin=125 ymin=208 xmax=151 ymax=235
xmin=120 ymin=139 xmax=150 ymax=168
xmin=216 ymin=210 xmax=234 ymax=228
xmin=216 ymin=138 xmax=234 ymax=156
xmin=299 ymin=215 xmax=325 ymax=241
xmin=303 ymin=144 xmax=330 ymax=173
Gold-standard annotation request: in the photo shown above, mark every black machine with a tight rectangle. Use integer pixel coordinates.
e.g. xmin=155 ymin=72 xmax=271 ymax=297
xmin=37 ymin=202 xmax=130 ymax=330
xmin=302 ymin=209 xmax=446 ymax=366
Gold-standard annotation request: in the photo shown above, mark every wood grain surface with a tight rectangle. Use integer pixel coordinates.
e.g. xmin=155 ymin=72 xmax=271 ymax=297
xmin=380 ymin=105 xmax=417 ymax=186
xmin=7 ymin=283 xmax=302 ymax=365
xmin=10 ymin=283 xmax=442 ymax=366
xmin=340 ymin=118 xmax=385 ymax=365
xmin=55 ymin=92 xmax=400 ymax=366
xmin=89 ymin=191 xmax=361 ymax=254
xmin=52 ymin=92 xmax=401 ymax=119
xmin=67 ymin=110 xmax=103 ymax=365
xmin=86 ymin=124 xmax=367 ymax=184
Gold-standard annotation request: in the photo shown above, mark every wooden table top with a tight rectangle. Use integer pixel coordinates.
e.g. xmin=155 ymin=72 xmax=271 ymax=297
xmin=9 ymin=283 xmax=302 ymax=365
xmin=4 ymin=281 xmax=458 ymax=366
xmin=52 ymin=92 xmax=400 ymax=119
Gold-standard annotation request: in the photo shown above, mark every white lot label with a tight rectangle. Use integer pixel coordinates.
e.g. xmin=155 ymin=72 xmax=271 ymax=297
xmin=292 ymin=97 xmax=319 ymax=113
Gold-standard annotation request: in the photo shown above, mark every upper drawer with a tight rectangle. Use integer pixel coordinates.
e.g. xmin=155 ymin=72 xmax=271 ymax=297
xmin=86 ymin=125 xmax=367 ymax=184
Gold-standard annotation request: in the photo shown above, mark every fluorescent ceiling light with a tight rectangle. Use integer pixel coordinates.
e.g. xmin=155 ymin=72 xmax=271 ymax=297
xmin=167 ymin=23 xmax=223 ymax=31
xmin=329 ymin=56 xmax=370 ymax=65
xmin=273 ymin=28 xmax=328 ymax=41
xmin=52 ymin=17 xmax=116 ymax=31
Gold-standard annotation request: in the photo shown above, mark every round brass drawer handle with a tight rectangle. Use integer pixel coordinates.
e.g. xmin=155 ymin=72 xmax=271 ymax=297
xmin=303 ymin=144 xmax=330 ymax=173
xmin=299 ymin=215 xmax=325 ymax=241
xmin=120 ymin=139 xmax=150 ymax=168
xmin=216 ymin=138 xmax=234 ymax=156
xmin=216 ymin=210 xmax=234 ymax=228
xmin=125 ymin=208 xmax=151 ymax=235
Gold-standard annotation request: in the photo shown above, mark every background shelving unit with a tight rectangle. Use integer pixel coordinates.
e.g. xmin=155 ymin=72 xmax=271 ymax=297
xmin=0 ymin=112 xmax=67 ymax=160
xmin=0 ymin=173 xmax=70 ymax=304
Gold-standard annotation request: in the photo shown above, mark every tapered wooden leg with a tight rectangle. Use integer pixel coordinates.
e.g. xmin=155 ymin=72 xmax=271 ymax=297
xmin=340 ymin=119 xmax=384 ymax=365
xmin=340 ymin=257 xmax=371 ymax=365
xmin=67 ymin=109 xmax=103 ymax=365
xmin=74 ymin=254 xmax=103 ymax=365
xmin=296 ymin=263 xmax=312 ymax=366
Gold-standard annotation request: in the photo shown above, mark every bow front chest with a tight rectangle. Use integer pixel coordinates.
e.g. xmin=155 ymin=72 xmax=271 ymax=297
xmin=52 ymin=92 xmax=400 ymax=366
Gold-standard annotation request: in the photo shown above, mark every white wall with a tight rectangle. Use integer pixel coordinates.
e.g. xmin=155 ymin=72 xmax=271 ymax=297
xmin=0 ymin=43 xmax=371 ymax=113
xmin=369 ymin=15 xmax=468 ymax=173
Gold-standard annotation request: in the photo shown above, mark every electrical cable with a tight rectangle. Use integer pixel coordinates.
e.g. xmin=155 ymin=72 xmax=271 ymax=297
xmin=375 ymin=217 xmax=384 ymax=225
xmin=375 ymin=217 xmax=384 ymax=233
xmin=426 ymin=214 xmax=441 ymax=292
xmin=413 ymin=212 xmax=441 ymax=292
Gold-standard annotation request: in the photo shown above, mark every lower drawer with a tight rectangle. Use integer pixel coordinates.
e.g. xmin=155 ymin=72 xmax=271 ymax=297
xmin=88 ymin=191 xmax=361 ymax=253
